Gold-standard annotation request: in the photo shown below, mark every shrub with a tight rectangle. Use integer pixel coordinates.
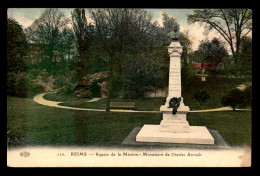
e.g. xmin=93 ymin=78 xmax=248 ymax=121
xmin=53 ymin=75 xmax=68 ymax=88
xmin=27 ymin=68 xmax=40 ymax=79
xmin=7 ymin=71 xmax=44 ymax=97
xmin=39 ymin=70 xmax=50 ymax=83
xmin=14 ymin=72 xmax=27 ymax=97
xmin=221 ymin=88 xmax=247 ymax=111
xmin=56 ymin=84 xmax=76 ymax=96
xmin=27 ymin=79 xmax=44 ymax=96
xmin=193 ymin=90 xmax=210 ymax=106
xmin=7 ymin=72 xmax=27 ymax=97
xmin=7 ymin=72 xmax=16 ymax=95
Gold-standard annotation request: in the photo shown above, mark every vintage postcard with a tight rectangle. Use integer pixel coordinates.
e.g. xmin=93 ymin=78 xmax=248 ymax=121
xmin=7 ymin=8 xmax=252 ymax=167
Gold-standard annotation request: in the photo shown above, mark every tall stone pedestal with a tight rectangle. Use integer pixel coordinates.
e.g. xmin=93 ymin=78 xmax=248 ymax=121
xmin=136 ymin=40 xmax=214 ymax=145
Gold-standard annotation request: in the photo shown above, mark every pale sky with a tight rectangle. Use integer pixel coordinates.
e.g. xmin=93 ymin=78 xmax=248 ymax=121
xmin=7 ymin=8 xmax=230 ymax=52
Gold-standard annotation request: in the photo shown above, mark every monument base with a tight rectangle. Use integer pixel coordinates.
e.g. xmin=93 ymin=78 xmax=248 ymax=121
xmin=136 ymin=125 xmax=214 ymax=145
xmin=159 ymin=105 xmax=190 ymax=133
xmin=160 ymin=120 xmax=190 ymax=133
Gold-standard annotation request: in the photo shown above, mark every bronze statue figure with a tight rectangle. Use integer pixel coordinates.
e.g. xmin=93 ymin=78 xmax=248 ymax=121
xmin=168 ymin=97 xmax=182 ymax=114
xmin=167 ymin=23 xmax=182 ymax=41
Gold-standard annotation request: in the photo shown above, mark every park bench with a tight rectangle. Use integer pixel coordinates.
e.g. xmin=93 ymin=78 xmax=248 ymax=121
xmin=110 ymin=102 xmax=136 ymax=110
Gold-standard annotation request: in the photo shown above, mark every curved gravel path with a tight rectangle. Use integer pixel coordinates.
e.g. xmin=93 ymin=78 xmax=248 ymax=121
xmin=33 ymin=93 xmax=251 ymax=113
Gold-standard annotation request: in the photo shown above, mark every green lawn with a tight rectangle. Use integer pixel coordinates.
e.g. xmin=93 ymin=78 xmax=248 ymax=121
xmin=44 ymin=76 xmax=251 ymax=111
xmin=44 ymin=93 xmax=166 ymax=111
xmin=7 ymin=95 xmax=251 ymax=147
xmin=7 ymin=96 xmax=162 ymax=147
xmin=188 ymin=111 xmax=251 ymax=147
xmin=182 ymin=76 xmax=251 ymax=110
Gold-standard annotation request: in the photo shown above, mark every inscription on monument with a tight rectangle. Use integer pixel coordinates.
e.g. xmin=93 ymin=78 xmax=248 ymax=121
xmin=168 ymin=56 xmax=181 ymax=97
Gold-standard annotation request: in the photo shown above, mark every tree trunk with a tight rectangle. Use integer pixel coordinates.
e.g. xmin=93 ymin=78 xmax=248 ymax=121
xmin=106 ymin=62 xmax=113 ymax=112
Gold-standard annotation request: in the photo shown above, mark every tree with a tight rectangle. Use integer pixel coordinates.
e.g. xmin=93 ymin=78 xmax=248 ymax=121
xmin=25 ymin=8 xmax=70 ymax=63
xmin=71 ymin=8 xmax=91 ymax=79
xmin=198 ymin=37 xmax=228 ymax=72
xmin=57 ymin=28 xmax=76 ymax=61
xmin=188 ymin=9 xmax=252 ymax=67
xmin=221 ymin=88 xmax=246 ymax=111
xmin=124 ymin=49 xmax=160 ymax=98
xmin=190 ymin=49 xmax=205 ymax=65
xmin=7 ymin=18 xmax=28 ymax=73
xmin=179 ymin=30 xmax=193 ymax=66
xmin=162 ymin=12 xmax=179 ymax=35
xmin=88 ymin=8 xmax=154 ymax=111
xmin=239 ymin=36 xmax=252 ymax=71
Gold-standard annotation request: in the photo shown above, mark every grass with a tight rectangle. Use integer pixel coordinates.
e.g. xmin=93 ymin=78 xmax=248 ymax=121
xmin=7 ymin=95 xmax=251 ymax=147
xmin=7 ymin=96 xmax=162 ymax=147
xmin=44 ymin=76 xmax=251 ymax=111
xmin=7 ymin=76 xmax=252 ymax=148
xmin=182 ymin=76 xmax=251 ymax=110
xmin=44 ymin=93 xmax=166 ymax=111
xmin=188 ymin=111 xmax=251 ymax=147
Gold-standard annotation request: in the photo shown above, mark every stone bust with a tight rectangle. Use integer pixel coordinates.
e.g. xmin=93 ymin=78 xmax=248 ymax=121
xmin=167 ymin=24 xmax=182 ymax=41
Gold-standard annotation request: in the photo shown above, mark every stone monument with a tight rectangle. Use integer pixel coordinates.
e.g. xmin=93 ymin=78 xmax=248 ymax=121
xmin=136 ymin=24 xmax=214 ymax=145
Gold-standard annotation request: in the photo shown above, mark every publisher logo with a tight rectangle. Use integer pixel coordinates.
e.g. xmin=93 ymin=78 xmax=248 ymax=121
xmin=20 ymin=151 xmax=30 ymax=157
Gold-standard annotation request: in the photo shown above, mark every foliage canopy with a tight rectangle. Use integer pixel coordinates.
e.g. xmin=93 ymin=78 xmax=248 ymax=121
xmin=7 ymin=18 xmax=28 ymax=73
